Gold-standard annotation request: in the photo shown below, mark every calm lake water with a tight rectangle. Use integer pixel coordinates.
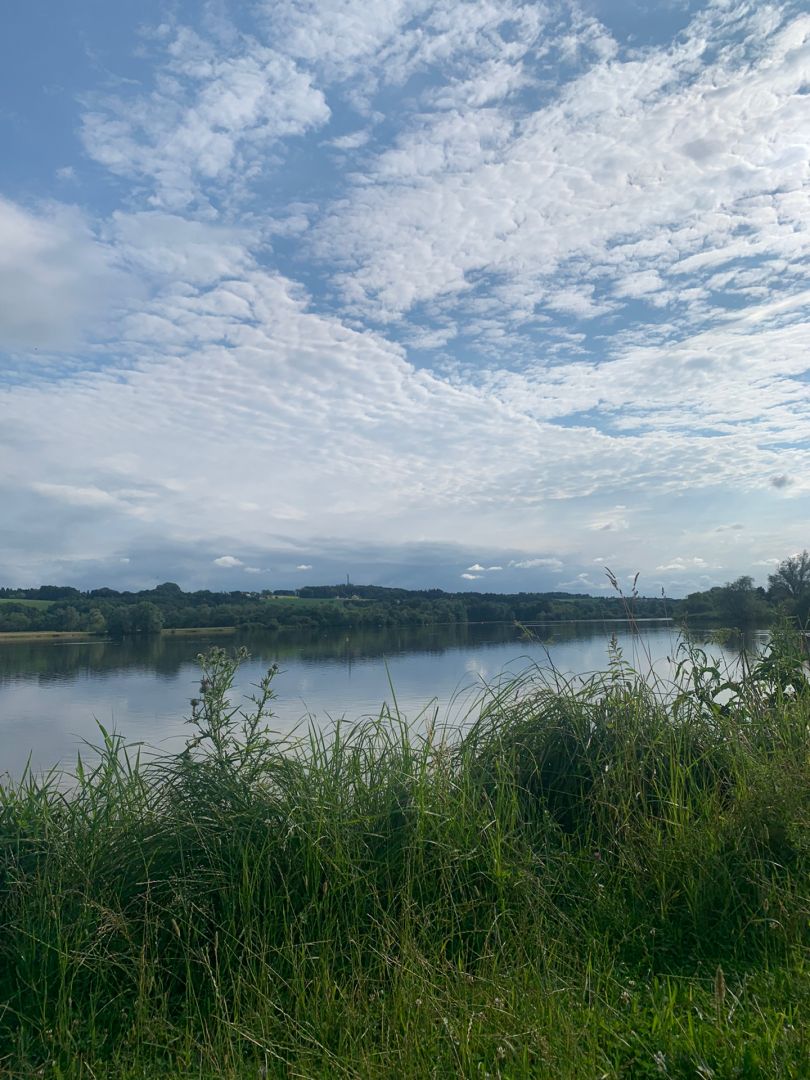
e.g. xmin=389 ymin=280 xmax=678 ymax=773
xmin=0 ymin=621 xmax=765 ymax=777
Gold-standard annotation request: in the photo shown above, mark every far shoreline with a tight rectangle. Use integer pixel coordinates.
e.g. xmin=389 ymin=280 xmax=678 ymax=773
xmin=0 ymin=617 xmax=769 ymax=647
xmin=0 ymin=626 xmax=239 ymax=644
xmin=0 ymin=618 xmax=776 ymax=646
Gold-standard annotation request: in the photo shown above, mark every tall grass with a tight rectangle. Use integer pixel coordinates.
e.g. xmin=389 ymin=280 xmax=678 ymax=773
xmin=1 ymin=633 xmax=808 ymax=1077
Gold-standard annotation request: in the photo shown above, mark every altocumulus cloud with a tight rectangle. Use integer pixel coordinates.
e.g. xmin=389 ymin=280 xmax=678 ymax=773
xmin=0 ymin=0 xmax=808 ymax=595
xmin=0 ymin=198 xmax=131 ymax=351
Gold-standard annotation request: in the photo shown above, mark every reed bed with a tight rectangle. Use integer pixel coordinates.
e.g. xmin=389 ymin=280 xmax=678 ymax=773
xmin=1 ymin=632 xmax=808 ymax=1078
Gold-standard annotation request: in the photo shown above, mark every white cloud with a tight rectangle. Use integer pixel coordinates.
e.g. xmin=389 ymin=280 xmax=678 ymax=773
xmin=461 ymin=572 xmax=481 ymax=580
xmin=2 ymin=1 xmax=809 ymax=595
xmin=328 ymin=130 xmax=371 ymax=151
xmin=213 ymin=555 xmax=244 ymax=567
xmin=509 ymin=558 xmax=564 ymax=570
xmin=655 ymin=557 xmax=710 ymax=573
xmin=559 ymin=572 xmax=610 ymax=591
xmin=295 ymin=564 xmax=313 ymax=571
xmin=30 ymin=483 xmax=158 ymax=522
xmin=32 ymin=483 xmax=120 ymax=508
xmin=110 ymin=212 xmax=254 ymax=286
xmin=11 ymin=257 xmax=726 ymax=560
xmin=0 ymin=198 xmax=128 ymax=350
xmin=81 ymin=27 xmax=330 ymax=209
xmin=312 ymin=1 xmax=810 ymax=353
xmin=260 ymin=0 xmax=547 ymax=95
xmin=588 ymin=512 xmax=629 ymax=533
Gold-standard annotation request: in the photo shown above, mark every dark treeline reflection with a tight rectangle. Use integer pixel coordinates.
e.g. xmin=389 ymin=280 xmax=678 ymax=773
xmin=0 ymin=620 xmax=765 ymax=689
xmin=2 ymin=625 xmax=521 ymax=684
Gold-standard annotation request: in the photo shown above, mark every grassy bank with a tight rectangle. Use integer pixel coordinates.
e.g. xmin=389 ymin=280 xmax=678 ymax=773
xmin=0 ymin=631 xmax=98 ymax=644
xmin=0 ymin=626 xmax=239 ymax=644
xmin=1 ymin=634 xmax=808 ymax=1078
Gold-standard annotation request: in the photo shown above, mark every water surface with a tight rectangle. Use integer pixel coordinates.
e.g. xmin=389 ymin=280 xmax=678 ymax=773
xmin=0 ymin=621 xmax=762 ymax=777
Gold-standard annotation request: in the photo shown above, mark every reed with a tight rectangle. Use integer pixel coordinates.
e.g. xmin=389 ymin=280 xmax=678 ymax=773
xmin=1 ymin=633 xmax=807 ymax=1077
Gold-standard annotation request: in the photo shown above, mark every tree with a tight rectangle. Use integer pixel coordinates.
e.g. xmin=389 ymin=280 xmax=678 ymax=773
xmin=768 ymin=551 xmax=810 ymax=621
xmin=35 ymin=586 xmax=81 ymax=601
xmin=107 ymin=607 xmax=133 ymax=638
xmin=85 ymin=608 xmax=107 ymax=634
xmin=0 ymin=610 xmax=32 ymax=632
xmin=716 ymin=576 xmax=769 ymax=628
xmin=154 ymin=582 xmax=183 ymax=596
xmin=57 ymin=605 xmax=81 ymax=631
xmin=131 ymin=602 xmax=164 ymax=635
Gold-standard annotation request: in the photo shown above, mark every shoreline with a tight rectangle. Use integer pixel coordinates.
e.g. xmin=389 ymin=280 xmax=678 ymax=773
xmin=0 ymin=617 xmax=773 ymax=645
xmin=0 ymin=626 xmax=239 ymax=644
xmin=0 ymin=631 xmax=99 ymax=643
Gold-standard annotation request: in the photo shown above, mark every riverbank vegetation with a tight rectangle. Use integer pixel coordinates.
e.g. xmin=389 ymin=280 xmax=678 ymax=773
xmin=1 ymin=630 xmax=808 ymax=1077
xmin=0 ymin=583 xmax=670 ymax=637
xmin=0 ymin=550 xmax=807 ymax=636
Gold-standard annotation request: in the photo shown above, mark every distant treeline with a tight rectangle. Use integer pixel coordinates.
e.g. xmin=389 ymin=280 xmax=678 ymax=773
xmin=0 ymin=582 xmax=670 ymax=636
xmin=0 ymin=551 xmax=807 ymax=635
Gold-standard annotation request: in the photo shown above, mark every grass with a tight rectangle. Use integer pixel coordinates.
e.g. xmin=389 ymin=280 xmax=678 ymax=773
xmin=0 ymin=627 xmax=238 ymax=643
xmin=0 ymin=631 xmax=97 ymax=644
xmin=0 ymin=630 xmax=808 ymax=1078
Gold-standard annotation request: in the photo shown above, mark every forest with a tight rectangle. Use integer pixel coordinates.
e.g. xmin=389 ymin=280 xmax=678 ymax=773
xmin=0 ymin=551 xmax=807 ymax=635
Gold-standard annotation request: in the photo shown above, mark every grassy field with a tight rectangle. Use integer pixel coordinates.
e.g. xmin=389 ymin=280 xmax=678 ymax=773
xmin=0 ymin=630 xmax=96 ymax=643
xmin=0 ymin=631 xmax=807 ymax=1078
xmin=0 ymin=627 xmax=239 ymax=643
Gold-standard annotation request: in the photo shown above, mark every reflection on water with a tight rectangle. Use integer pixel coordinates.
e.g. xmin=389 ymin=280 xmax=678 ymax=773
xmin=0 ymin=621 xmax=763 ymax=777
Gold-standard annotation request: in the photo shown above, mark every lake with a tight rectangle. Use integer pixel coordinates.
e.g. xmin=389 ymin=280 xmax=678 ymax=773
xmin=0 ymin=621 xmax=765 ymax=777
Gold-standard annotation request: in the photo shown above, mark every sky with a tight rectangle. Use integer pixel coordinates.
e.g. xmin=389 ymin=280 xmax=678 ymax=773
xmin=0 ymin=0 xmax=808 ymax=597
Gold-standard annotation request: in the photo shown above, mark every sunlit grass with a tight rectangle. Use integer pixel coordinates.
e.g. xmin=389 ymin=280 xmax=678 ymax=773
xmin=1 ymin=631 xmax=808 ymax=1077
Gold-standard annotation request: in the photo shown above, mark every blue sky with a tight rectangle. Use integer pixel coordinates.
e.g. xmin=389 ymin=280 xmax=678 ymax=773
xmin=1 ymin=0 xmax=808 ymax=595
